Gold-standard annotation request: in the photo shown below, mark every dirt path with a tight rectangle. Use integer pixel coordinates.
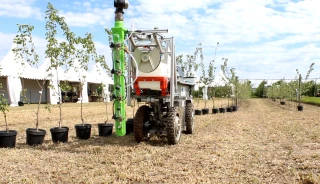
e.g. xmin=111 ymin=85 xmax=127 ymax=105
xmin=0 ymin=99 xmax=319 ymax=183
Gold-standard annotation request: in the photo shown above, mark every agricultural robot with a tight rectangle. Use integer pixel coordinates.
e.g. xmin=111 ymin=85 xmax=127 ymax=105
xmin=111 ymin=0 xmax=196 ymax=144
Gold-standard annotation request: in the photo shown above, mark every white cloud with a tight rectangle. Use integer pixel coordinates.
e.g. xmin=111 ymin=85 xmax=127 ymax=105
xmin=1 ymin=0 xmax=320 ymax=81
xmin=129 ymin=0 xmax=320 ymax=80
xmin=135 ymin=0 xmax=217 ymax=14
xmin=0 ymin=0 xmax=42 ymax=19
xmin=0 ymin=32 xmax=15 ymax=61
xmin=0 ymin=32 xmax=112 ymax=74
xmin=60 ymin=7 xmax=114 ymax=27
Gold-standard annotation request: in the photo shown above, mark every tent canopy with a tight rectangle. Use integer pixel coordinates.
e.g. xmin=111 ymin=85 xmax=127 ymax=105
xmin=88 ymin=63 xmax=113 ymax=85
xmin=0 ymin=45 xmax=113 ymax=104
xmin=0 ymin=44 xmax=38 ymax=79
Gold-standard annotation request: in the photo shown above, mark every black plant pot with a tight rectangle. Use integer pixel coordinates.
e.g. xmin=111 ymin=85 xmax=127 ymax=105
xmin=226 ymin=107 xmax=233 ymax=112
xmin=50 ymin=127 xmax=69 ymax=143
xmin=232 ymin=106 xmax=238 ymax=111
xmin=297 ymin=105 xmax=303 ymax=111
xmin=212 ymin=108 xmax=219 ymax=114
xmin=26 ymin=128 xmax=46 ymax=146
xmin=202 ymin=108 xmax=209 ymax=115
xmin=75 ymin=124 xmax=92 ymax=140
xmin=195 ymin=109 xmax=202 ymax=115
xmin=18 ymin=101 xmax=24 ymax=106
xmin=98 ymin=123 xmax=114 ymax=136
xmin=126 ymin=118 xmax=134 ymax=135
xmin=0 ymin=130 xmax=17 ymax=148
xmin=219 ymin=108 xmax=226 ymax=113
xmin=280 ymin=101 xmax=286 ymax=105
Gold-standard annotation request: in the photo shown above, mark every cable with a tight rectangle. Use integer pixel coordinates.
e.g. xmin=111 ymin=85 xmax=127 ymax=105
xmin=121 ymin=74 xmax=127 ymax=101
xmin=126 ymin=52 xmax=139 ymax=87
xmin=124 ymin=19 xmax=136 ymax=42
xmin=112 ymin=100 xmax=116 ymax=117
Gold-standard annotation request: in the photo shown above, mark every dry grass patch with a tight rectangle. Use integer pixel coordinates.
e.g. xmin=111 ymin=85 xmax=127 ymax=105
xmin=0 ymin=99 xmax=319 ymax=183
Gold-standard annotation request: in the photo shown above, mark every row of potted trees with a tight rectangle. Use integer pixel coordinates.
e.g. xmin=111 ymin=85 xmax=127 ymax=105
xmin=0 ymin=3 xmax=114 ymax=148
xmin=176 ymin=42 xmax=252 ymax=116
xmin=194 ymin=56 xmax=252 ymax=115
xmin=265 ymin=62 xmax=315 ymax=111
xmin=0 ymin=97 xmax=114 ymax=148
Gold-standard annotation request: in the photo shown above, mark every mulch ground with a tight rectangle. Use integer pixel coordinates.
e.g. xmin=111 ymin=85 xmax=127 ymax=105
xmin=0 ymin=98 xmax=319 ymax=183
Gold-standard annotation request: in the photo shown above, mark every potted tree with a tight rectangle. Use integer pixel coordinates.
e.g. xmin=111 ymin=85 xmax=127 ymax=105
xmin=0 ymin=91 xmax=17 ymax=148
xmin=211 ymin=95 xmax=219 ymax=114
xmin=98 ymin=83 xmax=114 ymax=136
xmin=200 ymin=60 xmax=215 ymax=115
xmin=219 ymin=96 xmax=226 ymax=113
xmin=74 ymin=33 xmax=100 ymax=140
xmin=199 ymin=42 xmax=218 ymax=115
xmin=279 ymin=80 xmax=286 ymax=105
xmin=231 ymin=76 xmax=239 ymax=111
xmin=220 ymin=58 xmax=235 ymax=113
xmin=176 ymin=44 xmax=201 ymax=115
xmin=296 ymin=63 xmax=315 ymax=111
xmin=45 ymin=2 xmax=75 ymax=143
xmin=13 ymin=24 xmax=47 ymax=146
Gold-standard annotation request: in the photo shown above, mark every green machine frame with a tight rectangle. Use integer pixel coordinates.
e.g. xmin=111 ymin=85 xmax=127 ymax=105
xmin=111 ymin=0 xmax=129 ymax=136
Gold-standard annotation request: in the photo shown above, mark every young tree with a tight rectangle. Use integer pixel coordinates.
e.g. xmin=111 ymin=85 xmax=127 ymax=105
xmin=199 ymin=42 xmax=219 ymax=109
xmin=12 ymin=24 xmax=48 ymax=132
xmin=296 ymin=62 xmax=315 ymax=105
xmin=254 ymin=80 xmax=267 ymax=98
xmin=176 ymin=43 xmax=202 ymax=109
xmin=176 ymin=43 xmax=202 ymax=77
xmin=221 ymin=58 xmax=236 ymax=107
xmin=45 ymin=2 xmax=78 ymax=129
xmin=73 ymin=33 xmax=102 ymax=126
xmin=0 ymin=94 xmax=9 ymax=132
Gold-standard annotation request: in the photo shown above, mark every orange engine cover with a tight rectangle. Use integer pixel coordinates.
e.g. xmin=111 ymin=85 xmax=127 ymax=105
xmin=134 ymin=76 xmax=169 ymax=96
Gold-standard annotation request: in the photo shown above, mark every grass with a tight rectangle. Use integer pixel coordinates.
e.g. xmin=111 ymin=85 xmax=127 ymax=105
xmin=0 ymin=99 xmax=319 ymax=183
xmin=301 ymin=97 xmax=320 ymax=106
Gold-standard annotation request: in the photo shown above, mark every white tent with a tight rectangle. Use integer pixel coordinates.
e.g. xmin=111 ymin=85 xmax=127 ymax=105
xmin=0 ymin=45 xmax=36 ymax=106
xmin=0 ymin=45 xmax=38 ymax=79
xmin=66 ymin=59 xmax=89 ymax=103
xmin=0 ymin=45 xmax=114 ymax=104
xmin=214 ymin=70 xmax=228 ymax=86
xmin=88 ymin=63 xmax=113 ymax=102
xmin=38 ymin=58 xmax=67 ymax=105
xmin=88 ymin=63 xmax=113 ymax=85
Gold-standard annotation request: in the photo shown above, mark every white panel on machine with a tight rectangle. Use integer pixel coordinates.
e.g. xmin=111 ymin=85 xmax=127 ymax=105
xmin=180 ymin=87 xmax=186 ymax=97
xmin=138 ymin=81 xmax=161 ymax=90
xmin=132 ymin=39 xmax=172 ymax=91
xmin=133 ymin=43 xmax=171 ymax=79
xmin=133 ymin=47 xmax=161 ymax=73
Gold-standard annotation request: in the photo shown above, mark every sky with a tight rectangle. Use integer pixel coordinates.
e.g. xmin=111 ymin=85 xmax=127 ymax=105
xmin=1 ymin=0 xmax=320 ymax=87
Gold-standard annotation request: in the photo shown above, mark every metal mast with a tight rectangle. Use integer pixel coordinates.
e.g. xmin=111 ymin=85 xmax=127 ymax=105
xmin=111 ymin=0 xmax=128 ymax=136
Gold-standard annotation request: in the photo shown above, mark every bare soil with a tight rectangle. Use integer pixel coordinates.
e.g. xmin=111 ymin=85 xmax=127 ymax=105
xmin=0 ymin=98 xmax=319 ymax=183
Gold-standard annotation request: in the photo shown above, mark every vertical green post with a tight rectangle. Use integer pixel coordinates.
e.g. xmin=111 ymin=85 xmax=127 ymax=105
xmin=111 ymin=1 xmax=128 ymax=136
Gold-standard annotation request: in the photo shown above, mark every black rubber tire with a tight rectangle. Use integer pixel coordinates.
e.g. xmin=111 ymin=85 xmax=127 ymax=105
xmin=134 ymin=105 xmax=149 ymax=143
xmin=167 ymin=107 xmax=181 ymax=145
xmin=185 ymin=103 xmax=194 ymax=134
